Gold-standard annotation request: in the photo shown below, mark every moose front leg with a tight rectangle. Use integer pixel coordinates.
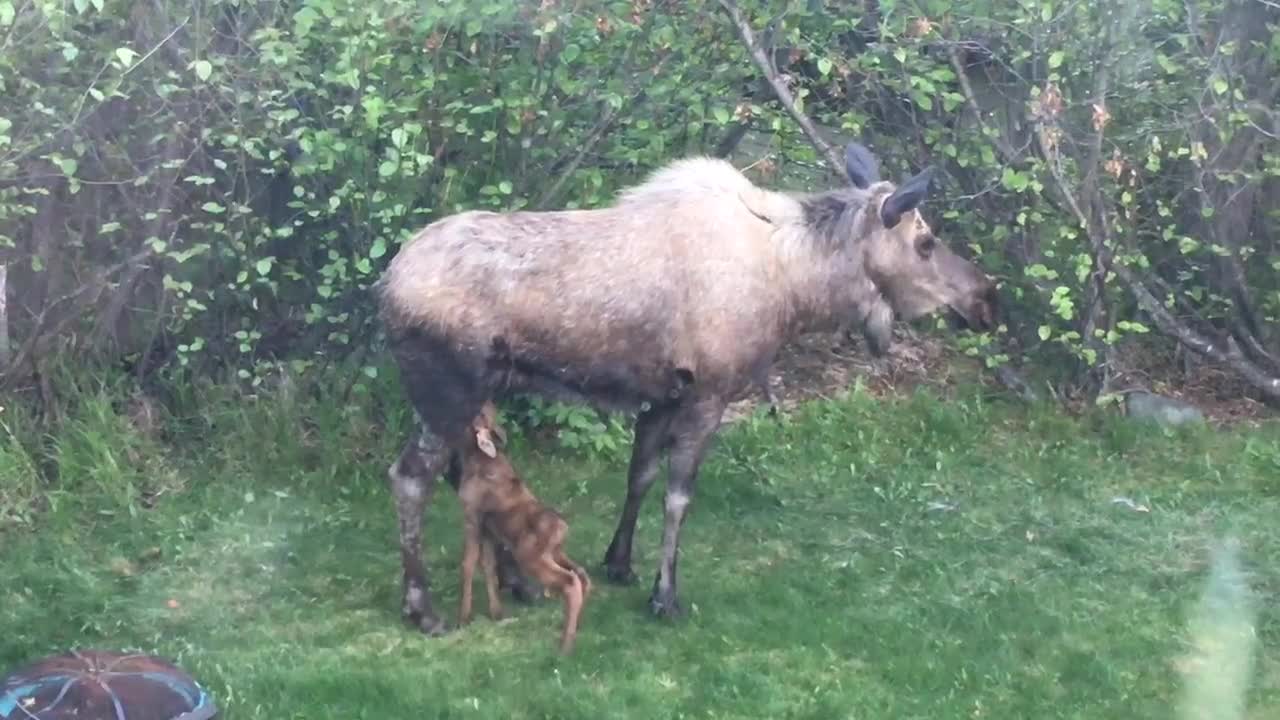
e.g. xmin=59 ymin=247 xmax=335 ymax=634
xmin=649 ymin=398 xmax=725 ymax=619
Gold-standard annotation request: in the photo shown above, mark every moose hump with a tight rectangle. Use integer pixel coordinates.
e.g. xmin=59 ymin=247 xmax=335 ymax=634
xmin=0 ymin=650 xmax=217 ymax=720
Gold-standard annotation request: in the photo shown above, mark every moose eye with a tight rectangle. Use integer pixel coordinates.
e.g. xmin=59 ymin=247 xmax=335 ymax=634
xmin=916 ymin=234 xmax=937 ymax=259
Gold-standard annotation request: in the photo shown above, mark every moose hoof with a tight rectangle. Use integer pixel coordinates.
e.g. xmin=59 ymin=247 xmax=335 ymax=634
xmin=604 ymin=563 xmax=639 ymax=586
xmin=648 ymin=590 xmax=686 ymax=620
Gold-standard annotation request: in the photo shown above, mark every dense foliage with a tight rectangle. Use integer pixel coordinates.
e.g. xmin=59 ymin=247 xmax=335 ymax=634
xmin=1 ymin=0 xmax=1276 ymax=413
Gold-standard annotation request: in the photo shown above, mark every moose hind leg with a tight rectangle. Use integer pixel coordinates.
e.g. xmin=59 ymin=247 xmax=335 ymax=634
xmin=389 ymin=427 xmax=450 ymax=636
xmin=650 ymin=397 xmax=726 ymax=619
xmin=603 ymin=405 xmax=676 ymax=584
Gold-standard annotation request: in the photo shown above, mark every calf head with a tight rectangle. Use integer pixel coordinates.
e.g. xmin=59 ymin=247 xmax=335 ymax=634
xmin=470 ymin=401 xmax=508 ymax=459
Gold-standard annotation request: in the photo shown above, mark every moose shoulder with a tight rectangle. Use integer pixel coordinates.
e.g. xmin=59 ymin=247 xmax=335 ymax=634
xmin=376 ymin=142 xmax=998 ymax=635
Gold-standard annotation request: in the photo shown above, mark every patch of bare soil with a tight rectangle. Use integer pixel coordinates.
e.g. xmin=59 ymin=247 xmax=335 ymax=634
xmin=721 ymin=328 xmax=964 ymax=424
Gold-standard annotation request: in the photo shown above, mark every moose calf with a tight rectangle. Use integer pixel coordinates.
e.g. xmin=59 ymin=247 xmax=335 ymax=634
xmin=455 ymin=402 xmax=592 ymax=654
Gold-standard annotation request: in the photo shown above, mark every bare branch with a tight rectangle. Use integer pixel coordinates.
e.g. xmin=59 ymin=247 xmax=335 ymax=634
xmin=716 ymin=0 xmax=846 ymax=177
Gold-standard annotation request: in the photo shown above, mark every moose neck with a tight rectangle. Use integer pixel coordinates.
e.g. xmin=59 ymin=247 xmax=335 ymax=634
xmin=776 ymin=190 xmax=889 ymax=340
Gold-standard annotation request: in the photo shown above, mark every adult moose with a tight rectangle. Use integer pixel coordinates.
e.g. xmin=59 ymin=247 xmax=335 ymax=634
xmin=376 ymin=142 xmax=998 ymax=635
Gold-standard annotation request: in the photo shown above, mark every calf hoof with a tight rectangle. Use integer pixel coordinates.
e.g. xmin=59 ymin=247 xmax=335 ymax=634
xmin=506 ymin=578 xmax=544 ymax=605
xmin=648 ymin=589 xmax=686 ymax=620
xmin=604 ymin=563 xmax=639 ymax=586
xmin=406 ymin=612 xmax=450 ymax=637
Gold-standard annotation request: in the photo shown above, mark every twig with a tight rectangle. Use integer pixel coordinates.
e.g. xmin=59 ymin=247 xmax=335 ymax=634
xmin=122 ymin=17 xmax=190 ymax=76
xmin=716 ymin=0 xmax=846 ymax=177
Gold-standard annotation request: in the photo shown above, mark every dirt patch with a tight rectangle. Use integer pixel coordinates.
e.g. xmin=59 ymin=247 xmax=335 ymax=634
xmin=721 ymin=328 xmax=965 ymax=424
xmin=1101 ymin=339 xmax=1275 ymax=428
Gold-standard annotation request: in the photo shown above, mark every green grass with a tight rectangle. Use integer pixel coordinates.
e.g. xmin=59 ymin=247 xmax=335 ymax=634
xmin=2 ymin=376 xmax=1279 ymax=719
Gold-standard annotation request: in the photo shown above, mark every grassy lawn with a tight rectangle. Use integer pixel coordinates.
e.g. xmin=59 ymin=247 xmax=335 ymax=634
xmin=2 ymin=377 xmax=1278 ymax=719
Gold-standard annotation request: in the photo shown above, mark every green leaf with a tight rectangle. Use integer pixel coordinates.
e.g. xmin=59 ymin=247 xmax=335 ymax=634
xmin=561 ymin=43 xmax=581 ymax=63
xmin=362 ymin=366 xmax=379 ymax=379
xmin=115 ymin=47 xmax=137 ymax=68
xmin=1038 ymin=325 xmax=1052 ymax=341
xmin=391 ymin=128 xmax=406 ymax=148
xmin=255 ymin=258 xmax=274 ymax=276
xmin=194 ymin=60 xmax=212 ymax=81
xmin=712 ymin=106 xmax=730 ymax=124
xmin=378 ymin=160 xmax=397 ymax=177
xmin=0 ymin=1 xmax=15 ymax=26
xmin=56 ymin=158 xmax=78 ymax=176
xmin=817 ymin=57 xmax=833 ymax=76
xmin=201 ymin=202 xmax=225 ymax=214
xmin=369 ymin=237 xmax=387 ymax=259
xmin=498 ymin=180 xmax=513 ymax=195
xmin=1000 ymin=167 xmax=1029 ymax=192
xmin=1048 ymin=51 xmax=1065 ymax=69
xmin=1212 ymin=77 xmax=1228 ymax=95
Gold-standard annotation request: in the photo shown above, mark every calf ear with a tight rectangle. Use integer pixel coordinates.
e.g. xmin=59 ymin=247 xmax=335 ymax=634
xmin=880 ymin=167 xmax=935 ymax=229
xmin=844 ymin=143 xmax=881 ymax=190
xmin=475 ymin=428 xmax=498 ymax=458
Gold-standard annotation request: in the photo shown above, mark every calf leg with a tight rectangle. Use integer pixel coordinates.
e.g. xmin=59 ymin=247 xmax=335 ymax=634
xmin=480 ymin=538 xmax=504 ymax=620
xmin=650 ymin=397 xmax=726 ymax=619
xmin=528 ymin=558 xmax=586 ymax=654
xmin=554 ymin=547 xmax=593 ymax=600
xmin=458 ymin=514 xmax=482 ymax=626
xmin=389 ymin=429 xmax=449 ymax=636
xmin=603 ymin=406 xmax=676 ymax=584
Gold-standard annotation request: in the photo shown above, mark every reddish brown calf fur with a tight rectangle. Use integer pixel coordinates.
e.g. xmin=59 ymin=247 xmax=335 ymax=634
xmin=455 ymin=402 xmax=592 ymax=654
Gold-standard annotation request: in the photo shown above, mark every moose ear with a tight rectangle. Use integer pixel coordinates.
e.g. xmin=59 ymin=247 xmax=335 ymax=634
xmin=880 ymin=166 xmax=935 ymax=229
xmin=475 ymin=428 xmax=498 ymax=458
xmin=844 ymin=142 xmax=881 ymax=190
xmin=491 ymin=423 xmax=507 ymax=448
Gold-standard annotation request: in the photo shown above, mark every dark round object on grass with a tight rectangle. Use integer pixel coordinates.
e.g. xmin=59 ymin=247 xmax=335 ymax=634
xmin=0 ymin=650 xmax=217 ymax=720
